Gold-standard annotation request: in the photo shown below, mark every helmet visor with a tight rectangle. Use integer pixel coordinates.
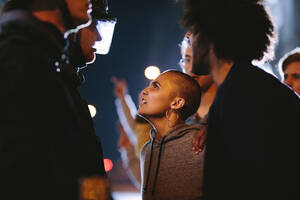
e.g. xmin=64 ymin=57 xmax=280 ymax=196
xmin=93 ymin=19 xmax=116 ymax=55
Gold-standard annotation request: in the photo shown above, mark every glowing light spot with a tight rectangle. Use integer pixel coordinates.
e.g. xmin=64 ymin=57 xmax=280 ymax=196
xmin=144 ymin=66 xmax=160 ymax=80
xmin=104 ymin=159 xmax=114 ymax=172
xmin=88 ymin=104 xmax=97 ymax=118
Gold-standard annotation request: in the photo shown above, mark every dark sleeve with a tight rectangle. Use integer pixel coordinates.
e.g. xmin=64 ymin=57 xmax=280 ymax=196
xmin=206 ymin=75 xmax=300 ymax=199
xmin=0 ymin=34 xmax=64 ymax=198
xmin=268 ymin=85 xmax=300 ymax=198
xmin=0 ymin=34 xmax=56 ymax=141
xmin=0 ymin=34 xmax=106 ymax=199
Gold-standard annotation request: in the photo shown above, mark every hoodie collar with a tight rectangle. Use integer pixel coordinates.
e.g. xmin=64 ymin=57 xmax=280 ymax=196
xmin=150 ymin=123 xmax=201 ymax=144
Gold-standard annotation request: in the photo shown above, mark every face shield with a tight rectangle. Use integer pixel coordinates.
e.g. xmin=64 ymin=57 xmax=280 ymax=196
xmin=91 ymin=0 xmax=117 ymax=55
xmin=93 ymin=19 xmax=116 ymax=55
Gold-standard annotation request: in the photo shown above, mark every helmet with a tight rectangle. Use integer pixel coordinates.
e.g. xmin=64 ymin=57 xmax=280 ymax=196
xmin=91 ymin=0 xmax=117 ymax=55
xmin=0 ymin=0 xmax=77 ymax=31
xmin=0 ymin=0 xmax=31 ymax=11
xmin=91 ymin=0 xmax=116 ymax=22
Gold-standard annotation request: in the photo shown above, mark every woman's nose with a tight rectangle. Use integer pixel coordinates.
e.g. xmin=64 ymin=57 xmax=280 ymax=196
xmin=142 ymin=88 xmax=148 ymax=95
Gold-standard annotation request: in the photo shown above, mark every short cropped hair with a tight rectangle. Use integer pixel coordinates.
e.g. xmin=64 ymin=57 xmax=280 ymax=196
xmin=181 ymin=0 xmax=276 ymax=63
xmin=278 ymin=47 xmax=300 ymax=78
xmin=164 ymin=70 xmax=202 ymax=120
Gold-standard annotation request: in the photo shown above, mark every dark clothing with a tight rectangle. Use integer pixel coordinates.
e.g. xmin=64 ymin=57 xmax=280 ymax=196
xmin=204 ymin=62 xmax=300 ymax=200
xmin=0 ymin=10 xmax=106 ymax=200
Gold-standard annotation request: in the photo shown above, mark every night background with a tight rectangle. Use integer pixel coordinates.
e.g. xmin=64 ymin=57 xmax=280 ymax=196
xmin=78 ymin=0 xmax=300 ymax=196
xmin=79 ymin=0 xmax=299 ymax=162
xmin=79 ymin=0 xmax=185 ymax=162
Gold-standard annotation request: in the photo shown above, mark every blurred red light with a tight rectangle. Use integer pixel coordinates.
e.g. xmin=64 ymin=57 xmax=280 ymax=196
xmin=104 ymin=158 xmax=113 ymax=172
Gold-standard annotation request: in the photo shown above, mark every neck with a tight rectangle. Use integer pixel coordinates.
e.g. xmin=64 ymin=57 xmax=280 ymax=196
xmin=31 ymin=9 xmax=66 ymax=35
xmin=148 ymin=117 xmax=185 ymax=141
xmin=211 ymin=59 xmax=234 ymax=87
xmin=197 ymin=83 xmax=217 ymax=118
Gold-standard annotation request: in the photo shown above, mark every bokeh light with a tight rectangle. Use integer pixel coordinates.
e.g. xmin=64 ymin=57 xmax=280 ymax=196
xmin=88 ymin=104 xmax=97 ymax=118
xmin=144 ymin=66 xmax=160 ymax=80
xmin=104 ymin=158 xmax=114 ymax=172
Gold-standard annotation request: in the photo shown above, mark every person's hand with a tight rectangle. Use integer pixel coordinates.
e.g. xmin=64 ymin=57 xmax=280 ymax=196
xmin=192 ymin=124 xmax=207 ymax=154
xmin=111 ymin=77 xmax=127 ymax=99
xmin=117 ymin=122 xmax=131 ymax=150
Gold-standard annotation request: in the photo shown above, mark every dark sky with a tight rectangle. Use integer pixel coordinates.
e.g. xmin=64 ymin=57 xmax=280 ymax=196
xmin=79 ymin=0 xmax=185 ymax=161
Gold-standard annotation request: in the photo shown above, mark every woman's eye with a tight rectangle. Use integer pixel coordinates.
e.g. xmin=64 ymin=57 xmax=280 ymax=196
xmin=152 ymin=82 xmax=159 ymax=88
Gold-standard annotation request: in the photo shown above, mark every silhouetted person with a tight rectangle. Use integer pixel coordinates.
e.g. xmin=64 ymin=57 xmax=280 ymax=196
xmin=0 ymin=0 xmax=115 ymax=199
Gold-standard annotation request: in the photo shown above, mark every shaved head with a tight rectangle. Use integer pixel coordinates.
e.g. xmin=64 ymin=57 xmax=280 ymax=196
xmin=163 ymin=70 xmax=202 ymax=120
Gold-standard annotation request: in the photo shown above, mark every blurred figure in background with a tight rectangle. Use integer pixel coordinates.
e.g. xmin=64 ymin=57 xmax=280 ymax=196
xmin=179 ymin=33 xmax=217 ymax=154
xmin=179 ymin=33 xmax=217 ymax=121
xmin=112 ymin=77 xmax=151 ymax=188
xmin=278 ymin=47 xmax=300 ymax=96
xmin=117 ymin=122 xmax=144 ymax=188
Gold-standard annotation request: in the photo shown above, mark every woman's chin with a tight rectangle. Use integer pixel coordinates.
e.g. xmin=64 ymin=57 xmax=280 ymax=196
xmin=137 ymin=108 xmax=148 ymax=117
xmin=137 ymin=109 xmax=143 ymax=115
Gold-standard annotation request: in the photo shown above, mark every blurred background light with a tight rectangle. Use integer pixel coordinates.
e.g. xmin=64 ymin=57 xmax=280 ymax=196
xmin=144 ymin=66 xmax=160 ymax=80
xmin=104 ymin=158 xmax=114 ymax=172
xmin=88 ymin=104 xmax=97 ymax=118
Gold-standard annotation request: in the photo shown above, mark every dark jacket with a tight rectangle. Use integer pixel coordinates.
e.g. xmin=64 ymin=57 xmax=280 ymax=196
xmin=0 ymin=10 xmax=106 ymax=200
xmin=204 ymin=62 xmax=300 ymax=200
xmin=141 ymin=124 xmax=205 ymax=200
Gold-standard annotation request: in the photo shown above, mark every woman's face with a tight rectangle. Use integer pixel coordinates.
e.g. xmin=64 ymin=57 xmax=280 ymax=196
xmin=138 ymin=73 xmax=176 ymax=118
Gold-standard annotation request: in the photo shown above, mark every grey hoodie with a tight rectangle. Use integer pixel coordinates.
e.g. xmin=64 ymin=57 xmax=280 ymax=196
xmin=140 ymin=124 xmax=205 ymax=200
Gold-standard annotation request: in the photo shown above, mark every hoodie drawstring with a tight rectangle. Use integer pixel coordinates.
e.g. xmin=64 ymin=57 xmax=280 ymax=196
xmin=143 ymin=138 xmax=155 ymax=193
xmin=151 ymin=137 xmax=165 ymax=196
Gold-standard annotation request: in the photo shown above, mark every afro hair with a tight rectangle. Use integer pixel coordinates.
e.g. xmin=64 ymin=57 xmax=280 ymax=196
xmin=181 ymin=0 xmax=276 ymax=63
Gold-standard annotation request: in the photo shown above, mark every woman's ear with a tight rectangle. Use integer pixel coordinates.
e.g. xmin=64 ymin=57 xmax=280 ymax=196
xmin=171 ymin=97 xmax=185 ymax=110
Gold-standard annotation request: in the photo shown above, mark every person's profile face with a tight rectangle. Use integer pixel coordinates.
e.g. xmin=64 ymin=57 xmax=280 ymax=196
xmin=190 ymin=33 xmax=212 ymax=76
xmin=181 ymin=42 xmax=214 ymax=92
xmin=80 ymin=21 xmax=102 ymax=64
xmin=138 ymin=73 xmax=176 ymax=117
xmin=283 ymin=61 xmax=300 ymax=96
xmin=65 ymin=0 xmax=92 ymax=27
xmin=180 ymin=46 xmax=193 ymax=74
